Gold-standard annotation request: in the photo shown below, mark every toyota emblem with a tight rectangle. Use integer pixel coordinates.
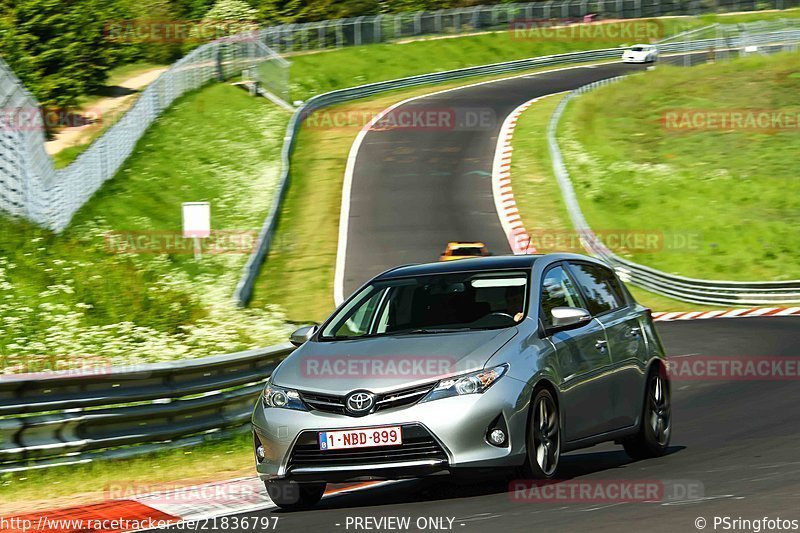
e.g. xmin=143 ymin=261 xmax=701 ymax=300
xmin=346 ymin=391 xmax=375 ymax=414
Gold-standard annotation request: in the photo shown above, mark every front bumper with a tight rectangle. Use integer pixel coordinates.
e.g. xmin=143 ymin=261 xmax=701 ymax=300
xmin=252 ymin=375 xmax=530 ymax=482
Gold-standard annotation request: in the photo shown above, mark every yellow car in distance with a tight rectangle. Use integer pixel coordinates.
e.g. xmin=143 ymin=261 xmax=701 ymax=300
xmin=439 ymin=242 xmax=490 ymax=261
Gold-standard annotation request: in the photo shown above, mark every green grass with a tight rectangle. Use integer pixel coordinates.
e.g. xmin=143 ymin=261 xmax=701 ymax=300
xmin=288 ymin=21 xmax=663 ymax=100
xmin=509 ymin=93 xmax=724 ymax=312
xmin=1 ymin=82 xmax=291 ymax=373
xmin=286 ymin=9 xmax=800 ymax=100
xmin=52 ymin=143 xmax=93 ymax=168
xmin=559 ymin=51 xmax=800 ymax=281
xmin=0 ymin=433 xmax=255 ymax=514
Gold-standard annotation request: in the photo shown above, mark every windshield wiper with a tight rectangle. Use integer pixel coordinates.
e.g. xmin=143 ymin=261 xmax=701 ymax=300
xmin=391 ymin=327 xmax=472 ymax=335
xmin=325 ymin=326 xmax=486 ymax=341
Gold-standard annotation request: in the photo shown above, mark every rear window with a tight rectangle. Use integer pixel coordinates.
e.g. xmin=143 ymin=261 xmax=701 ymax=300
xmin=453 ymin=247 xmax=484 ymax=256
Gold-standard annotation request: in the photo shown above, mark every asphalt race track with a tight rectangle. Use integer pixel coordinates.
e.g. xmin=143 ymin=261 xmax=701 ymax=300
xmin=339 ymin=52 xmax=711 ymax=297
xmin=160 ymin=317 xmax=800 ymax=532
xmin=155 ymin=54 xmax=800 ymax=532
xmin=339 ymin=61 xmax=647 ymax=297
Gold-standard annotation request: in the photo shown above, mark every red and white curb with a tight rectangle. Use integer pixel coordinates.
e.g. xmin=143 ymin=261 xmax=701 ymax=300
xmin=1 ymin=478 xmax=390 ymax=533
xmin=652 ymin=306 xmax=800 ymax=322
xmin=491 ymin=98 xmax=539 ymax=255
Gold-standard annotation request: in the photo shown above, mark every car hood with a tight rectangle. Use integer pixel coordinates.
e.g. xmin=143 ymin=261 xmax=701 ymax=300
xmin=271 ymin=328 xmax=518 ymax=395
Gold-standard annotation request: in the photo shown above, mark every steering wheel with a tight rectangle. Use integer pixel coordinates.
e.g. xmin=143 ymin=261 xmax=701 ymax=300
xmin=472 ymin=312 xmax=516 ymax=327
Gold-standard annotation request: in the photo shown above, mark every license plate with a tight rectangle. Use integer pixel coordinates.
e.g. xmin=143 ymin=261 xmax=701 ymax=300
xmin=319 ymin=426 xmax=403 ymax=451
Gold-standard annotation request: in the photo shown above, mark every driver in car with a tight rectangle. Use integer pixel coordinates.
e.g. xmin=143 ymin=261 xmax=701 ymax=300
xmin=505 ymin=286 xmax=525 ymax=323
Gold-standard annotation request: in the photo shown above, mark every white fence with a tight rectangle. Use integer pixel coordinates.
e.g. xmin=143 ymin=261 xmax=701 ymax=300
xmin=0 ymin=40 xmax=284 ymax=232
xmin=259 ymin=0 xmax=798 ymax=53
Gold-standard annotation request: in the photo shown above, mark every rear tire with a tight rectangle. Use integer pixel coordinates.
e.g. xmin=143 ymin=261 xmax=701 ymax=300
xmin=519 ymin=388 xmax=560 ymax=479
xmin=623 ymin=367 xmax=671 ymax=460
xmin=265 ymin=480 xmax=326 ymax=510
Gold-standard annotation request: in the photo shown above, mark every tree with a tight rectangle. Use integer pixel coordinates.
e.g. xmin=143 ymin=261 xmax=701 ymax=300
xmin=0 ymin=0 xmax=119 ymax=108
xmin=204 ymin=0 xmax=259 ymax=22
xmin=200 ymin=0 xmax=260 ymax=40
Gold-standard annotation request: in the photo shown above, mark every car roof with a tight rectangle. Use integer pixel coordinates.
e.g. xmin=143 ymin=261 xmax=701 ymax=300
xmin=376 ymin=252 xmax=609 ymax=280
xmin=376 ymin=255 xmax=541 ymax=279
xmin=449 ymin=242 xmax=485 ymax=247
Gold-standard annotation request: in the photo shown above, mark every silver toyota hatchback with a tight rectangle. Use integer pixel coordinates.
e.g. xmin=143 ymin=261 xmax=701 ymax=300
xmin=252 ymin=253 xmax=671 ymax=509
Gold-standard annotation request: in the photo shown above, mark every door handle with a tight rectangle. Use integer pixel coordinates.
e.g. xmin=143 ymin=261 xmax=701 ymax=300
xmin=595 ymin=339 xmax=607 ymax=350
xmin=630 ymin=327 xmax=641 ymax=336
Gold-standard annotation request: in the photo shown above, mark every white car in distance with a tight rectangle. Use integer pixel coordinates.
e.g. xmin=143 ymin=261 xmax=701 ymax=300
xmin=622 ymin=44 xmax=658 ymax=63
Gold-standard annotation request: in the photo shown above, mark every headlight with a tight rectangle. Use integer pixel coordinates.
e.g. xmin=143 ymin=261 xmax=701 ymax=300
xmin=262 ymin=380 xmax=306 ymax=411
xmin=422 ymin=365 xmax=508 ymax=402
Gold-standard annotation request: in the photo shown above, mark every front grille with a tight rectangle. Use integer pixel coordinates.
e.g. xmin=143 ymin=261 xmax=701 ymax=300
xmin=287 ymin=424 xmax=447 ymax=471
xmin=299 ymin=383 xmax=434 ymax=416
xmin=300 ymin=391 xmax=346 ymax=414
xmin=375 ymin=383 xmax=434 ymax=411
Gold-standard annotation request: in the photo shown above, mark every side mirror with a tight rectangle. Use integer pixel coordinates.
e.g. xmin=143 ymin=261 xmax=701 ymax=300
xmin=550 ymin=307 xmax=592 ymax=331
xmin=290 ymin=324 xmax=318 ymax=347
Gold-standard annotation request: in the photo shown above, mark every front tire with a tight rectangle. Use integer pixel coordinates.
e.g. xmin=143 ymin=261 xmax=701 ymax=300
xmin=623 ymin=367 xmax=671 ymax=460
xmin=265 ymin=480 xmax=326 ymax=510
xmin=520 ymin=388 xmax=560 ymax=479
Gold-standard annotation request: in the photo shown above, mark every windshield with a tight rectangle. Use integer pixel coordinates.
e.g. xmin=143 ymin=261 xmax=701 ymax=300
xmin=321 ymin=270 xmax=529 ymax=340
xmin=631 ymin=46 xmax=645 ymax=51
xmin=452 ymin=246 xmax=484 ymax=256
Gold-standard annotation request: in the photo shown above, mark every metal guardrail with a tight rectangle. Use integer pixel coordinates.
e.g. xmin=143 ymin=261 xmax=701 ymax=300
xmin=547 ymin=49 xmax=800 ymax=306
xmin=235 ymin=23 xmax=800 ymax=306
xmin=0 ymin=344 xmax=293 ymax=473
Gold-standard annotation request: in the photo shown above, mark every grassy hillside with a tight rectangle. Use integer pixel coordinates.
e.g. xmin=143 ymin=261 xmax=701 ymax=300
xmin=287 ymin=10 xmax=800 ymax=99
xmin=557 ymin=51 xmax=800 ymax=281
xmin=0 ymin=83 xmax=290 ymax=373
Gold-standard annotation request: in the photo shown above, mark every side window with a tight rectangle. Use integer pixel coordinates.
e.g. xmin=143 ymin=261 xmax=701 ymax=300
xmin=567 ymin=262 xmax=625 ymax=315
xmin=540 ymin=265 xmax=585 ymax=327
xmin=332 ymin=289 xmax=384 ymax=337
xmin=605 ymin=271 xmax=629 ymax=307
